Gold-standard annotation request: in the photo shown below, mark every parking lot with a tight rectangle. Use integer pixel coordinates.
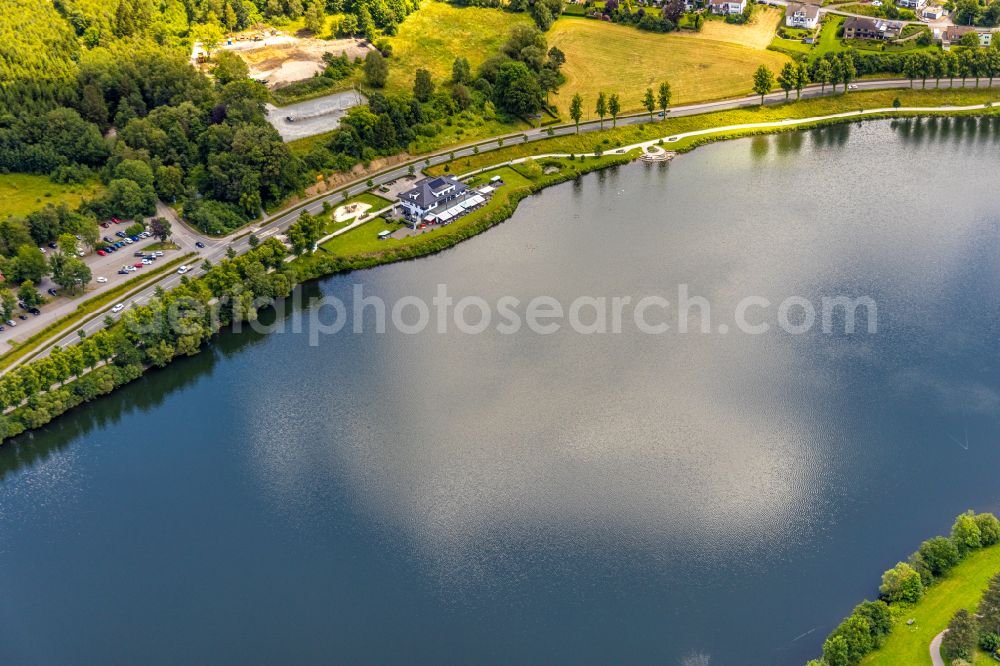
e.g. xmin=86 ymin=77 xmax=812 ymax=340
xmin=0 ymin=207 xmax=217 ymax=344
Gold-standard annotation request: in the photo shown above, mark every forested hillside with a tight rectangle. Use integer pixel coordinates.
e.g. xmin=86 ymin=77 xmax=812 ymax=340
xmin=0 ymin=1 xmax=80 ymax=95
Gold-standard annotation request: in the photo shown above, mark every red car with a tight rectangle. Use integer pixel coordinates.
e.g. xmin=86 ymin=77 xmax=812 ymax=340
xmin=100 ymin=222 xmax=109 ymax=228
xmin=133 ymin=262 xmax=143 ymax=268
xmin=97 ymin=250 xmax=107 ymax=256
xmin=111 ymin=216 xmax=121 ymax=224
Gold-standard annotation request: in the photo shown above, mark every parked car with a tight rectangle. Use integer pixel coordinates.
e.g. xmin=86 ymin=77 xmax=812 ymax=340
xmin=111 ymin=216 xmax=121 ymax=224
xmin=97 ymin=250 xmax=107 ymax=256
xmin=76 ymin=250 xmax=85 ymax=257
xmin=29 ymin=308 xmax=40 ymax=316
xmin=100 ymin=222 xmax=109 ymax=229
xmin=141 ymin=259 xmax=151 ymax=265
xmin=111 ymin=303 xmax=125 ymax=313
xmin=129 ymin=235 xmax=139 ymax=241
xmin=135 ymin=251 xmax=145 ymax=257
xmin=38 ymin=246 xmax=46 ymax=253
xmin=96 ymin=276 xmax=108 ymax=283
xmin=46 ymin=288 xmax=57 ymax=296
xmin=118 ymin=269 xmax=129 ymax=275
xmin=195 ymin=241 xmax=205 ymax=249
xmin=18 ymin=314 xmax=27 ymax=321
xmin=124 ymin=238 xmax=134 ymax=244
xmin=47 ymin=241 xmax=57 ymax=249
xmin=133 ymin=262 xmax=143 ymax=268
xmin=116 ymin=231 xmax=126 ymax=238
xmin=103 ymin=236 xmax=113 ymax=243
xmin=5 ymin=320 xmax=15 ymax=327
xmin=154 ymin=251 xmax=164 ymax=257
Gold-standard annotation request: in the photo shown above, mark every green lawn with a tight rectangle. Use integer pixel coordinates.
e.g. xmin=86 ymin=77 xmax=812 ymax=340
xmin=0 ymin=174 xmax=105 ymax=219
xmin=861 ymin=543 xmax=1000 ymax=666
xmin=816 ymin=15 xmax=846 ymax=56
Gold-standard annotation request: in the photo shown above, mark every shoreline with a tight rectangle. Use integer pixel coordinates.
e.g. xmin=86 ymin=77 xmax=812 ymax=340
xmin=4 ymin=102 xmax=1000 ymax=445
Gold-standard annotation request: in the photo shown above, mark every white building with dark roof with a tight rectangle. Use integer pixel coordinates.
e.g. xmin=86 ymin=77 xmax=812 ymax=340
xmin=397 ymin=176 xmax=467 ymax=220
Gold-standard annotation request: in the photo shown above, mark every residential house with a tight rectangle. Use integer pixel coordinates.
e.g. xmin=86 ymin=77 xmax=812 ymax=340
xmin=843 ymin=16 xmax=900 ymax=39
xmin=708 ymin=0 xmax=746 ymax=15
xmin=785 ymin=2 xmax=821 ymax=29
xmin=895 ymin=0 xmax=925 ymax=9
xmin=942 ymin=25 xmax=992 ymax=49
xmin=921 ymin=5 xmax=945 ymax=19
xmin=397 ymin=176 xmax=467 ymax=223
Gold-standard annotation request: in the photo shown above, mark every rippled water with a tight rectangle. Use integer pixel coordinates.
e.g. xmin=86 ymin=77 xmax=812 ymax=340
xmin=4 ymin=118 xmax=1000 ymax=665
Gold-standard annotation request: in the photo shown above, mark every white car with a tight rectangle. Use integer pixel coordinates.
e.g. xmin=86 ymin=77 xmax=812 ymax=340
xmin=177 ymin=265 xmax=189 ymax=274
xmin=111 ymin=303 xmax=125 ymax=313
xmin=76 ymin=250 xmax=85 ymax=257
xmin=96 ymin=276 xmax=108 ymax=283
xmin=124 ymin=238 xmax=134 ymax=244
xmin=154 ymin=251 xmax=164 ymax=257
xmin=141 ymin=259 xmax=151 ymax=265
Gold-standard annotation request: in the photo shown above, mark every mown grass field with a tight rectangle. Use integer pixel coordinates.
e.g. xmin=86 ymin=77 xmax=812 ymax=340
xmin=548 ymin=11 xmax=791 ymax=116
xmin=0 ymin=174 xmax=105 ymax=219
xmin=860 ymin=543 xmax=1000 ymax=666
xmin=384 ymin=2 xmax=532 ymax=94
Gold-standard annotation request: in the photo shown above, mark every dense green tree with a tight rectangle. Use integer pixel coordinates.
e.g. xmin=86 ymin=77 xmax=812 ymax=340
xmin=916 ymin=536 xmax=961 ymax=577
xmin=979 ymin=572 xmax=1000 ymax=634
xmin=364 ymin=50 xmax=388 ymax=87
xmin=50 ymin=255 xmax=92 ymax=294
xmin=493 ymin=61 xmax=543 ymax=116
xmin=17 ymin=280 xmax=43 ymax=308
xmin=777 ymin=62 xmax=797 ymax=100
xmin=753 ymin=65 xmax=774 ymax=104
xmin=452 ymin=56 xmax=471 ymax=84
xmin=608 ymin=93 xmax=620 ymax=127
xmin=413 ymin=68 xmax=434 ymax=102
xmin=657 ymin=81 xmax=671 ymax=115
xmin=595 ymin=91 xmax=607 ymax=128
xmin=976 ymin=512 xmax=1000 ymax=545
xmin=13 ymin=246 xmax=49 ymax=284
xmin=213 ymin=50 xmax=249 ymax=85
xmin=953 ymin=510 xmax=983 ymax=554
xmin=569 ymin=93 xmax=583 ymax=132
xmin=879 ymin=561 xmax=924 ymax=603
xmin=822 ymin=634 xmax=850 ymax=666
xmin=642 ymin=87 xmax=655 ymax=119
xmin=942 ymin=608 xmax=977 ymax=662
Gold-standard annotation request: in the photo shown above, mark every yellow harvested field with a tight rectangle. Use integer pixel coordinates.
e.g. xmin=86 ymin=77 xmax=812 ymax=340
xmin=548 ymin=16 xmax=791 ymax=116
xmin=690 ymin=7 xmax=786 ymax=49
xmin=385 ymin=2 xmax=532 ymax=93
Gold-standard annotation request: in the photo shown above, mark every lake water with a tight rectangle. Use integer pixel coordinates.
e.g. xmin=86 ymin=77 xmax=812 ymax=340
xmin=5 ymin=118 xmax=1000 ymax=665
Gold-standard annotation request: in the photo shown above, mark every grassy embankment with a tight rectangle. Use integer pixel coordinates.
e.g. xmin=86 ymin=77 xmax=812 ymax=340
xmin=0 ymin=254 xmax=196 ymax=372
xmin=0 ymin=174 xmax=105 ymax=219
xmin=860 ymin=543 xmax=1000 ymax=666
xmin=549 ymin=10 xmax=791 ymax=116
xmin=427 ymin=88 xmax=1000 ymax=176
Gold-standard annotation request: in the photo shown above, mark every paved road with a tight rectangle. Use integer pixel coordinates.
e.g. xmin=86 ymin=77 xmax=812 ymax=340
xmin=9 ymin=78 xmax=1000 ymax=372
xmin=930 ymin=628 xmax=946 ymax=666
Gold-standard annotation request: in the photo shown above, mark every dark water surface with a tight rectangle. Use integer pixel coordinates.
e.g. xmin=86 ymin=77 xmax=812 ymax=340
xmin=5 ymin=118 xmax=1000 ymax=665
